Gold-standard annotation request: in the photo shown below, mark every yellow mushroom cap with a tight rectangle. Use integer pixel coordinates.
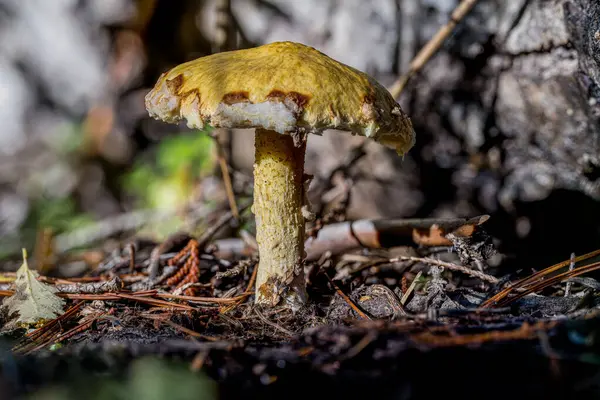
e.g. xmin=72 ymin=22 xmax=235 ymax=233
xmin=145 ymin=41 xmax=415 ymax=155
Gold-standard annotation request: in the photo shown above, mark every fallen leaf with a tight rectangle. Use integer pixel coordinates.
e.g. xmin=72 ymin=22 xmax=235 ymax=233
xmin=3 ymin=249 xmax=65 ymax=325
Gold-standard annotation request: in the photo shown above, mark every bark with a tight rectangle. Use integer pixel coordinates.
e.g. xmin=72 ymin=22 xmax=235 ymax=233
xmin=400 ymin=0 xmax=600 ymax=268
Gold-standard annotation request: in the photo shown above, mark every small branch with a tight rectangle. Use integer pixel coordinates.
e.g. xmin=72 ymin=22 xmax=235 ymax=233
xmin=219 ymin=260 xmax=258 ymax=313
xmin=127 ymin=243 xmax=136 ymax=274
xmin=254 ymin=308 xmax=295 ymax=337
xmin=400 ymin=271 xmax=422 ymax=306
xmin=190 ymin=350 xmax=209 ymax=372
xmin=481 ymin=248 xmax=600 ymax=308
xmin=564 ymin=252 xmax=576 ymax=297
xmin=157 ymin=292 xmax=250 ymax=304
xmin=197 ymin=201 xmax=252 ymax=249
xmin=214 ymin=136 xmax=240 ymax=220
xmin=341 ymin=331 xmax=377 ymax=360
xmin=388 ymin=0 xmax=481 ymax=98
xmin=326 ymin=273 xmax=371 ymax=320
xmin=55 ymin=277 xmax=123 ymax=294
xmin=141 ymin=314 xmax=217 ymax=341
xmin=483 ymin=260 xmax=600 ymax=309
xmin=390 ymin=256 xmax=499 ymax=284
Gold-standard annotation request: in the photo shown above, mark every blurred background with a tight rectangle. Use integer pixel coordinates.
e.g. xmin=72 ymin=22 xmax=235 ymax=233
xmin=0 ymin=0 xmax=599 ymax=274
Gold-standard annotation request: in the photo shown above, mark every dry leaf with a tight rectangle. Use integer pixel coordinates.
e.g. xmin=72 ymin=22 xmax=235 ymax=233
xmin=3 ymin=249 xmax=65 ymax=324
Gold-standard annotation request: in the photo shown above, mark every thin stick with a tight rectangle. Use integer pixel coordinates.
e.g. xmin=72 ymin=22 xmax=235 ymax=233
xmin=390 ymin=256 xmax=498 ymax=284
xmin=483 ymin=260 xmax=600 ymax=308
xmin=216 ymin=139 xmax=239 ymax=220
xmin=54 ymin=319 xmax=96 ymax=343
xmin=219 ymin=261 xmax=258 ymax=313
xmin=325 ymin=273 xmax=371 ymax=320
xmin=24 ymin=302 xmax=84 ymax=340
xmin=142 ymin=314 xmax=218 ymax=341
xmin=400 ymin=271 xmax=423 ymax=306
xmin=246 ymin=261 xmax=258 ymax=291
xmin=564 ymin=252 xmax=576 ymax=297
xmin=342 ymin=331 xmax=377 ymax=359
xmin=254 ymin=308 xmax=294 ymax=336
xmin=388 ymin=0 xmax=480 ymax=98
xmin=128 ymin=243 xmax=136 ymax=274
xmin=157 ymin=292 xmax=250 ymax=304
xmin=190 ymin=350 xmax=209 ymax=372
xmin=196 ymin=201 xmax=251 ymax=249
xmin=114 ymin=293 xmax=195 ymax=309
xmin=211 ymin=0 xmax=238 ymax=219
xmin=481 ymin=248 xmax=600 ymax=307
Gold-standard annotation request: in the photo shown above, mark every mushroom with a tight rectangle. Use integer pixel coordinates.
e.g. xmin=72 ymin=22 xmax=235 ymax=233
xmin=145 ymin=41 xmax=415 ymax=309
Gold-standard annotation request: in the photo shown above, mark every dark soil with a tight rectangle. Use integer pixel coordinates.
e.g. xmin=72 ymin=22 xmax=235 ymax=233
xmin=2 ymin=207 xmax=600 ymax=400
xmin=3 ymin=316 xmax=600 ymax=400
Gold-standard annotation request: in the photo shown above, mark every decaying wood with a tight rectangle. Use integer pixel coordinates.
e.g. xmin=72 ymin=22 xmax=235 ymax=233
xmin=55 ymin=277 xmax=123 ymax=294
xmin=212 ymin=215 xmax=490 ymax=261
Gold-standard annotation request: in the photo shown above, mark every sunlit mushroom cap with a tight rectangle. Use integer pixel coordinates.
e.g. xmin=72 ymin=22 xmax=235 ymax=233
xmin=145 ymin=41 xmax=415 ymax=155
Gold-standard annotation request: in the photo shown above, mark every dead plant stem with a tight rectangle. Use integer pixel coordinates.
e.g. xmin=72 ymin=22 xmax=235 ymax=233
xmin=389 ymin=0 xmax=480 ymax=98
xmin=390 ymin=256 xmax=498 ymax=284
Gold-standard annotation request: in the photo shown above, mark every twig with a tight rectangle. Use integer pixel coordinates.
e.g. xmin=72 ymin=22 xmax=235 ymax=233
xmin=211 ymin=0 xmax=238 ymax=218
xmin=254 ymin=308 xmax=294 ymax=337
xmin=537 ymin=329 xmax=561 ymax=377
xmin=0 ymin=289 xmax=249 ymax=308
xmin=564 ymin=252 xmax=576 ymax=297
xmin=220 ymin=260 xmax=258 ymax=313
xmin=481 ymin=248 xmax=600 ymax=308
xmin=483 ymin=260 xmax=600 ymax=308
xmin=325 ymin=273 xmax=371 ymax=320
xmin=147 ymin=232 xmax=194 ymax=280
xmin=388 ymin=0 xmax=481 ymax=98
xmin=127 ymin=243 xmax=136 ymax=273
xmin=114 ymin=293 xmax=195 ymax=309
xmin=197 ymin=201 xmax=251 ymax=249
xmin=53 ymin=319 xmax=97 ymax=343
xmin=24 ymin=302 xmax=84 ymax=341
xmin=13 ymin=302 xmax=85 ymax=354
xmin=55 ymin=293 xmax=118 ymax=300
xmin=157 ymin=292 xmax=250 ymax=304
xmin=400 ymin=271 xmax=423 ymax=306
xmin=141 ymin=314 xmax=217 ymax=341
xmin=390 ymin=256 xmax=498 ymax=284
xmin=55 ymin=277 xmax=123 ymax=294
xmin=190 ymin=350 xmax=210 ymax=372
xmin=217 ymin=150 xmax=239 ymax=219
xmin=342 ymin=331 xmax=377 ymax=360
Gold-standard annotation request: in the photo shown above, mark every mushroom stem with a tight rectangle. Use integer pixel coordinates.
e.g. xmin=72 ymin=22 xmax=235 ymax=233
xmin=253 ymin=128 xmax=307 ymax=308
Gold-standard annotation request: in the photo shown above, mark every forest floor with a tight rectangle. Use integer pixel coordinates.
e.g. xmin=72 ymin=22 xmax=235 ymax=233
xmin=2 ymin=204 xmax=600 ymax=400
